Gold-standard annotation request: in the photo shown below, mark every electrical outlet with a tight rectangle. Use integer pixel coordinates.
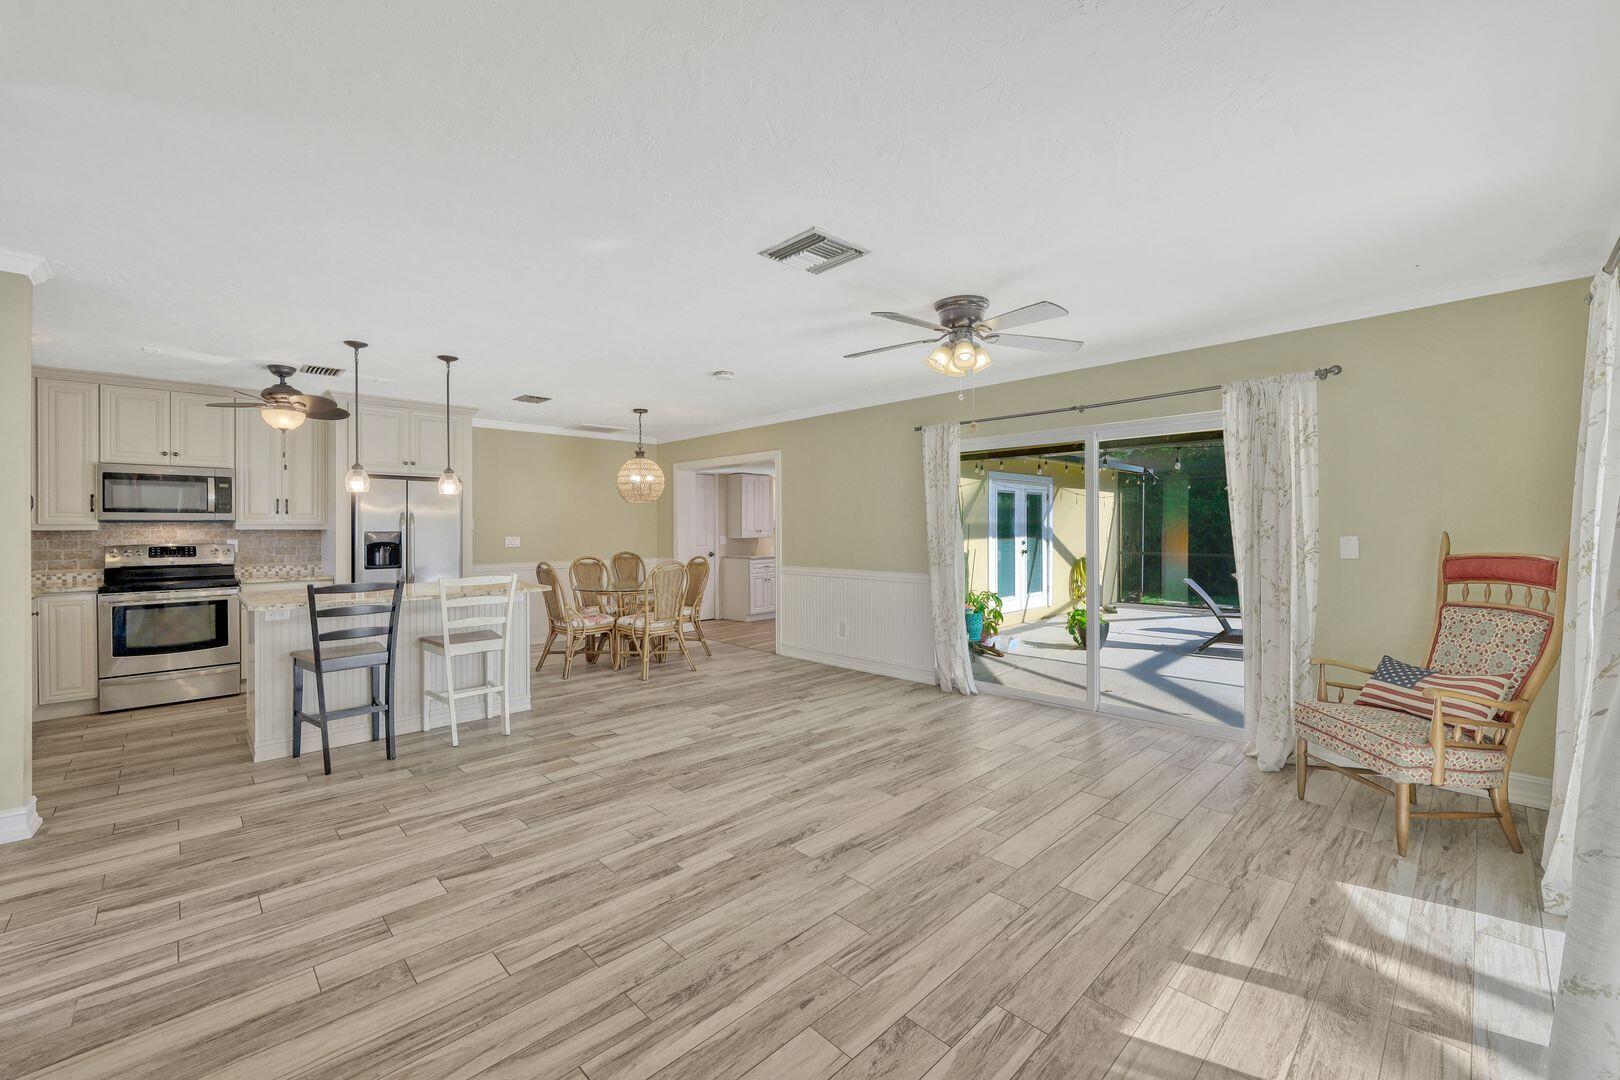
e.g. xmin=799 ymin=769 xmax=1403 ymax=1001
xmin=504 ymin=536 xmax=521 ymax=549
xmin=838 ymin=619 xmax=848 ymax=638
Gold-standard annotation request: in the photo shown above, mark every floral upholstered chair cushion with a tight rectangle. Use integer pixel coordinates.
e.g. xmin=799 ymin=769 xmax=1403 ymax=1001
xmin=1426 ymin=603 xmax=1554 ymax=699
xmin=1293 ymin=698 xmax=1507 ymax=789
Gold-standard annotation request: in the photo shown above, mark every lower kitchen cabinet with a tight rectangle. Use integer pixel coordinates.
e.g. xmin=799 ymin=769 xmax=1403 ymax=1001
xmin=35 ymin=592 xmax=99 ymax=705
xmin=718 ymin=556 xmax=776 ymax=621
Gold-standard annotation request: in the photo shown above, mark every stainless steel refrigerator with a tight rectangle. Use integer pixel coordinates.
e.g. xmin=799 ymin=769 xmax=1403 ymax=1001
xmin=352 ymin=476 xmax=463 ymax=584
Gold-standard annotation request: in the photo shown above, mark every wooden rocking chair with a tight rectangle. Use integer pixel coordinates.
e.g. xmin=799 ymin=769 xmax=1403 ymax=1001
xmin=1294 ymin=532 xmax=1565 ymax=856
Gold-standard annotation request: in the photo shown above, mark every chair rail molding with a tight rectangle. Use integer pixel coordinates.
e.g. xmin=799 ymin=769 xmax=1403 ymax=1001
xmin=0 ymin=797 xmax=43 ymax=845
xmin=0 ymin=249 xmax=51 ymax=285
xmin=776 ymin=565 xmax=934 ymax=684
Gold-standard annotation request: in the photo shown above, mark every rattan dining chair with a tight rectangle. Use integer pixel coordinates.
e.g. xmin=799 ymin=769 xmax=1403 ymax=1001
xmin=611 ymin=551 xmax=646 ymax=585
xmin=535 ymin=561 xmax=614 ymax=678
xmin=680 ymin=555 xmax=712 ymax=657
xmin=613 ymin=560 xmax=694 ymax=680
xmin=571 ymin=556 xmax=611 ymax=615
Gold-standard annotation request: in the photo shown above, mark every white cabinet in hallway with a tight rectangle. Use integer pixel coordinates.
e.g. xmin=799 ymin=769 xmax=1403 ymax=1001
xmin=100 ymin=384 xmax=235 ymax=467
xmin=725 ymin=473 xmax=774 ymax=538
xmin=34 ymin=377 xmax=99 ymax=529
xmin=34 ymin=592 xmax=98 ymax=705
xmin=719 ymin=556 xmax=776 ymax=620
xmin=235 ymin=410 xmax=330 ymax=528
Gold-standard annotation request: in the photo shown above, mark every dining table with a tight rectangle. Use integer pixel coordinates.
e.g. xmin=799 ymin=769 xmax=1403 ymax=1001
xmin=576 ymin=577 xmax=653 ymax=667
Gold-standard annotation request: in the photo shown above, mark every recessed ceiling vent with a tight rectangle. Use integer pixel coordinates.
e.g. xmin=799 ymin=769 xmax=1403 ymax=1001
xmin=513 ymin=394 xmax=551 ymax=404
xmin=299 ymin=364 xmax=344 ymax=378
xmin=569 ymin=423 xmax=625 ymax=434
xmin=759 ymin=227 xmax=867 ymax=274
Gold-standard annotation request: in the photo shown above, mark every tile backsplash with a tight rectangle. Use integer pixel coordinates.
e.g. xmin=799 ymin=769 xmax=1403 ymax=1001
xmin=32 ymin=524 xmax=324 ymax=572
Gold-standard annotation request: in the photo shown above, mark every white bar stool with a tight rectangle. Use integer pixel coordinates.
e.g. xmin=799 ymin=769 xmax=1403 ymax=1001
xmin=420 ymin=574 xmax=518 ymax=747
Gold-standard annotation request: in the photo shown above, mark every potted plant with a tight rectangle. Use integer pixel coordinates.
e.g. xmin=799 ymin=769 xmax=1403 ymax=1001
xmin=965 ymin=590 xmax=1005 ymax=643
xmin=1067 ymin=607 xmax=1109 ymax=648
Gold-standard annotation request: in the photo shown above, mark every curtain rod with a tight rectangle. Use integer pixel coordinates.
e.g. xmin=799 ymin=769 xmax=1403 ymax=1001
xmin=1607 ymin=234 xmax=1620 ymax=276
xmin=913 ymin=364 xmax=1344 ymax=432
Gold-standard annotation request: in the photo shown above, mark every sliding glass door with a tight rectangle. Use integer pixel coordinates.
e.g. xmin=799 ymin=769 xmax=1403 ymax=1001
xmin=963 ymin=413 xmax=1243 ymax=730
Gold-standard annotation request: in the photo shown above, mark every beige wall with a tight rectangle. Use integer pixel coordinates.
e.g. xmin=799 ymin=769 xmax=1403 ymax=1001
xmin=2 ymin=273 xmax=34 ymax=816
xmin=657 ymin=280 xmax=1589 ymax=777
xmin=470 ymin=427 xmax=661 ymax=566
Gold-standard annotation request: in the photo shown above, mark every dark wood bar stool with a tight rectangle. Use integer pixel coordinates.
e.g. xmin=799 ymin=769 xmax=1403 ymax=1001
xmin=292 ymin=581 xmax=404 ymax=775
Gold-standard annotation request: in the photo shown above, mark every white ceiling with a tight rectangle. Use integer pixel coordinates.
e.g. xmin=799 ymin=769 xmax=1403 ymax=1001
xmin=4 ymin=1 xmax=1618 ymax=441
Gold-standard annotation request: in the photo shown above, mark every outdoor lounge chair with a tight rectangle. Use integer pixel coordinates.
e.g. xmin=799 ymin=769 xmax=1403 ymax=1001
xmin=1185 ymin=577 xmax=1242 ymax=652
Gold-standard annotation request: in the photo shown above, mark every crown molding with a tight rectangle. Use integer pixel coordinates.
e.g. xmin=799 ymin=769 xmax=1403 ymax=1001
xmin=0 ymin=250 xmax=51 ymax=285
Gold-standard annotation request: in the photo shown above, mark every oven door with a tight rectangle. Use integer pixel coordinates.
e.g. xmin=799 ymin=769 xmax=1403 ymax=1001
xmin=97 ymin=465 xmax=230 ymax=522
xmin=98 ymin=589 xmax=241 ymax=678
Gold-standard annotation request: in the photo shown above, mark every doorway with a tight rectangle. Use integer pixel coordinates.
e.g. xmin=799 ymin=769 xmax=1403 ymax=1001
xmin=962 ymin=412 xmax=1243 ymax=730
xmin=673 ymin=452 xmax=781 ymax=654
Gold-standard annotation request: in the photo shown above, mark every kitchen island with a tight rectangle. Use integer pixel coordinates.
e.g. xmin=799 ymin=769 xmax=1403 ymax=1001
xmin=241 ymin=581 xmax=543 ymax=762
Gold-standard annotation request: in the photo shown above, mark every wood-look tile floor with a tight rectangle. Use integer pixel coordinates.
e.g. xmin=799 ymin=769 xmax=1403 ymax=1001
xmin=699 ymin=618 xmax=776 ymax=653
xmin=1 ymin=640 xmax=1556 ymax=1079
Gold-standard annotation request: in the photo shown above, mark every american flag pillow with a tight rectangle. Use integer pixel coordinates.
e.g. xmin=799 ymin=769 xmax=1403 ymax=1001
xmin=1353 ymin=655 xmax=1512 ymax=726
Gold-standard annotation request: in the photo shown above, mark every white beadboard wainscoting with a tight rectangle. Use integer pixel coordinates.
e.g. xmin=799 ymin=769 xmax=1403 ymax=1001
xmin=776 ymin=566 xmax=934 ymax=684
xmin=244 ymin=594 xmax=532 ymax=762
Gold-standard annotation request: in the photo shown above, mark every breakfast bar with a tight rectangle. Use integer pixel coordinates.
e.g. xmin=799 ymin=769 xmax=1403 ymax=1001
xmin=240 ymin=581 xmax=543 ymax=762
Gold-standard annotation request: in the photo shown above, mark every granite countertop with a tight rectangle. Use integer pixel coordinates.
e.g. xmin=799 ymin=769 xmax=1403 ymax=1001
xmin=242 ymin=581 xmax=548 ymax=612
xmin=33 ymin=562 xmax=331 ymax=597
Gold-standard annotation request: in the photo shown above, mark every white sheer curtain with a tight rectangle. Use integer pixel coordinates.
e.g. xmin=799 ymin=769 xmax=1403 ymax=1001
xmin=1222 ymin=374 xmax=1320 ymax=771
xmin=1546 ymin=268 xmax=1620 ymax=1078
xmin=922 ymin=422 xmax=976 ymax=695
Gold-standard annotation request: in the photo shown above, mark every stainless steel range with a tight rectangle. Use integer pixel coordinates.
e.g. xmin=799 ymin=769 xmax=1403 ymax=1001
xmin=98 ymin=541 xmax=242 ymax=712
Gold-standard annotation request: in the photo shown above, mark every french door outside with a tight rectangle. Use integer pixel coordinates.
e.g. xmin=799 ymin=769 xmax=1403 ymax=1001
xmin=988 ymin=473 xmax=1053 ymax=615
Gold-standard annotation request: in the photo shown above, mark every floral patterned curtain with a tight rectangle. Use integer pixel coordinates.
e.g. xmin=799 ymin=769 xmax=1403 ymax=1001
xmin=922 ymin=423 xmax=976 ymax=695
xmin=1546 ymin=268 xmax=1620 ymax=1077
xmin=1222 ymin=374 xmax=1320 ymax=770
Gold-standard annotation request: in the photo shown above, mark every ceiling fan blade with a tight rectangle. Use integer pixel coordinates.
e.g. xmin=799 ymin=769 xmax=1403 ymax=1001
xmin=981 ymin=301 xmax=1069 ymax=332
xmin=843 ymin=337 xmax=941 ymax=360
xmin=872 ymin=311 xmax=948 ymax=333
xmin=990 ymin=332 xmax=1086 ymax=353
xmin=206 ymin=400 xmax=269 ymax=409
xmin=290 ymin=394 xmax=350 ymax=421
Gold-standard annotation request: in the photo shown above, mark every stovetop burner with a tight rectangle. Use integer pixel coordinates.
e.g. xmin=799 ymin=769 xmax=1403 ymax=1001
xmin=100 ymin=540 xmax=240 ymax=596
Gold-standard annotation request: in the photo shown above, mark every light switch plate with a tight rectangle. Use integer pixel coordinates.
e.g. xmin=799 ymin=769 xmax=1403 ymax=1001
xmin=504 ymin=536 xmax=521 ymax=548
xmin=1339 ymin=535 xmax=1360 ymax=560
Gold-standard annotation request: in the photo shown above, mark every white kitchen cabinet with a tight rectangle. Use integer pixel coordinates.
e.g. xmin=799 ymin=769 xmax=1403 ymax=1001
xmin=725 ymin=473 xmax=774 ymax=538
xmin=719 ymin=556 xmax=776 ymax=621
xmin=100 ymin=384 xmax=170 ymax=465
xmin=357 ymin=403 xmax=410 ymax=470
xmin=34 ymin=592 xmax=99 ymax=705
xmin=34 ymin=377 xmax=99 ymax=529
xmin=235 ymin=410 xmax=329 ymax=528
xmin=100 ymin=384 xmax=235 ymax=468
xmin=169 ymin=391 xmax=236 ymax=468
xmin=410 ymin=410 xmax=449 ymax=474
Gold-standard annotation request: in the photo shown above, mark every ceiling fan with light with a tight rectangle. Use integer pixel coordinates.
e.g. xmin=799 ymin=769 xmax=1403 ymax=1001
xmin=844 ymin=294 xmax=1084 ymax=376
xmin=205 ymin=364 xmax=350 ymax=431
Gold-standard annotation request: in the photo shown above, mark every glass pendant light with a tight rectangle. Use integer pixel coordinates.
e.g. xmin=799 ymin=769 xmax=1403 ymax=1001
xmin=615 ymin=408 xmax=665 ymax=503
xmin=435 ymin=354 xmax=462 ymax=496
xmin=342 ymin=340 xmax=370 ymax=494
xmin=261 ymin=405 xmax=306 ymax=431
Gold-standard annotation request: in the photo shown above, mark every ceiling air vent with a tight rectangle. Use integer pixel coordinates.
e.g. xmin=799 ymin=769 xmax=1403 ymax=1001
xmin=758 ymin=227 xmax=868 ymax=274
xmin=569 ymin=423 xmax=625 ymax=434
xmin=299 ymin=364 xmax=344 ymax=378
xmin=513 ymin=394 xmax=551 ymax=404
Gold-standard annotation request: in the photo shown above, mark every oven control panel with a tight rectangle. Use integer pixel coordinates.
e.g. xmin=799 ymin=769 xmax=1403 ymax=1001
xmin=104 ymin=541 xmax=238 ymax=567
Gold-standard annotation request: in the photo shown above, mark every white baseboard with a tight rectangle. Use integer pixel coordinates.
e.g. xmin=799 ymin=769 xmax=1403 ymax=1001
xmin=776 ymin=565 xmax=935 ymax=685
xmin=0 ymin=797 xmax=42 ymax=845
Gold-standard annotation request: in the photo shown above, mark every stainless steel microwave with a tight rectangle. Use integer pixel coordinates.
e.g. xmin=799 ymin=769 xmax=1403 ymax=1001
xmin=96 ymin=464 xmax=235 ymax=522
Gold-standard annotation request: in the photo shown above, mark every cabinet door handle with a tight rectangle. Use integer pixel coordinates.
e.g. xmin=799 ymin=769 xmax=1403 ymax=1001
xmin=90 ymin=493 xmax=95 ymax=511
xmin=275 ymin=498 xmax=281 ymax=514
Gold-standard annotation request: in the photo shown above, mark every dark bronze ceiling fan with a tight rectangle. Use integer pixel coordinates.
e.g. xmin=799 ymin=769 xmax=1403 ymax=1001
xmin=205 ymin=364 xmax=350 ymax=427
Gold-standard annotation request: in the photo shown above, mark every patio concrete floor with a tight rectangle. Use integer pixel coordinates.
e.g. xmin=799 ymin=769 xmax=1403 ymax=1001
xmin=972 ymin=604 xmax=1244 ymax=727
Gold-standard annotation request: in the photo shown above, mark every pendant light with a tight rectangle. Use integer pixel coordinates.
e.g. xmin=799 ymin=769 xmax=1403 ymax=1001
xmin=435 ymin=355 xmax=462 ymax=495
xmin=615 ymin=408 xmax=665 ymax=503
xmin=342 ymin=340 xmax=371 ymax=494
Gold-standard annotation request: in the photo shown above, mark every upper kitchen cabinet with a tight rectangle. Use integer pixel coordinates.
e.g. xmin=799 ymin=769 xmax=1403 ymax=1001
xmin=725 ymin=473 xmax=775 ymax=538
xmin=351 ymin=401 xmax=463 ymax=475
xmin=235 ymin=409 xmax=329 ymax=528
xmin=99 ymin=384 xmax=235 ymax=468
xmin=34 ymin=377 xmax=99 ymax=529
